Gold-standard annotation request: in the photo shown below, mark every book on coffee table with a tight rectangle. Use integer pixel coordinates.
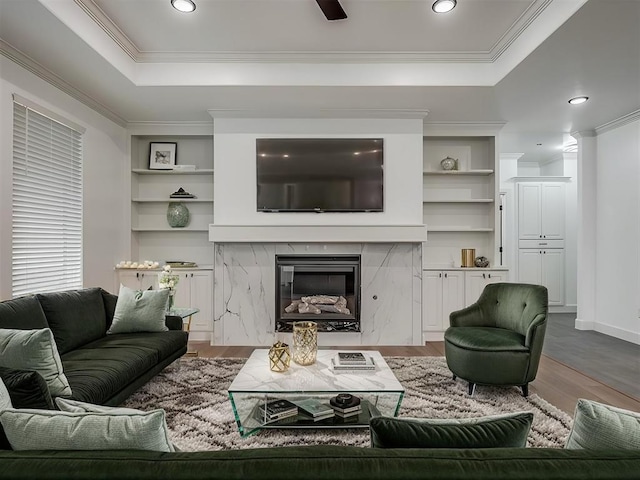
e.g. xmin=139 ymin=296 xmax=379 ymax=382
xmin=337 ymin=352 xmax=367 ymax=365
xmin=257 ymin=399 xmax=298 ymax=422
xmin=331 ymin=356 xmax=376 ymax=371
xmin=294 ymin=398 xmax=335 ymax=418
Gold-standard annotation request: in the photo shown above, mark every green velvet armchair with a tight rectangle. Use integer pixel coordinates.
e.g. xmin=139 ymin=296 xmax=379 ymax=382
xmin=444 ymin=283 xmax=548 ymax=396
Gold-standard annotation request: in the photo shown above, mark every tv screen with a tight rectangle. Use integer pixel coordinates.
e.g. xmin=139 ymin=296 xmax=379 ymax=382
xmin=256 ymin=138 xmax=384 ymax=212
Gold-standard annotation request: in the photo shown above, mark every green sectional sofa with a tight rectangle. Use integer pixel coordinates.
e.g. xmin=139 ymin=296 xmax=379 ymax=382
xmin=0 ymin=287 xmax=188 ymax=407
xmin=0 ymin=446 xmax=638 ymax=479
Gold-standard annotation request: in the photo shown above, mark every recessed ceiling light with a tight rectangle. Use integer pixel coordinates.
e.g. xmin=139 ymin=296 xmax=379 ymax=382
xmin=432 ymin=0 xmax=457 ymax=13
xmin=568 ymin=96 xmax=589 ymax=105
xmin=171 ymin=0 xmax=196 ymax=13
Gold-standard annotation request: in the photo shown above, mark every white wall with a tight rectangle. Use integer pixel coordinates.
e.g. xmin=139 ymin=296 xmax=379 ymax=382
xmin=213 ymin=118 xmax=424 ymax=225
xmin=594 ymin=119 xmax=640 ymax=344
xmin=0 ymin=57 xmax=129 ymax=299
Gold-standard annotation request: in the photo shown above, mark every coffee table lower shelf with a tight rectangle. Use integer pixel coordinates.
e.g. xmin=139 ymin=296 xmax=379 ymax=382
xmin=260 ymin=399 xmax=380 ymax=430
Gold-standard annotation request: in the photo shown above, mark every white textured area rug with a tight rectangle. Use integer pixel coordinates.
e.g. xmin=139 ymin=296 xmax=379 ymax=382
xmin=123 ymin=356 xmax=572 ymax=451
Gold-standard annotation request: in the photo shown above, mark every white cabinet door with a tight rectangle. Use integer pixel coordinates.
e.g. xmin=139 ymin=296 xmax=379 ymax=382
xmin=117 ymin=271 xmax=140 ymax=290
xmin=117 ymin=270 xmax=158 ymax=291
xmin=518 ymin=249 xmax=543 ymax=285
xmin=172 ymin=272 xmax=192 ymax=310
xmin=518 ymin=249 xmax=564 ymax=305
xmin=518 ymin=183 xmax=541 ymax=240
xmin=464 ymin=270 xmax=508 ymax=305
xmin=542 ymin=249 xmax=565 ymax=305
xmin=422 ymin=271 xmax=443 ymax=331
xmin=541 ymin=183 xmax=565 ymax=240
xmin=441 ymin=271 xmax=465 ymax=328
xmin=189 ymin=271 xmax=213 ymax=331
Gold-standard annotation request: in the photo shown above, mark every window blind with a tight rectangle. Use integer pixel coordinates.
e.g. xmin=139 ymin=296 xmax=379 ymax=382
xmin=12 ymin=101 xmax=83 ymax=298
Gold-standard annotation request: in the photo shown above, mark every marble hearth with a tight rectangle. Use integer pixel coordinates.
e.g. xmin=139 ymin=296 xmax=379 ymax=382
xmin=212 ymin=242 xmax=423 ymax=346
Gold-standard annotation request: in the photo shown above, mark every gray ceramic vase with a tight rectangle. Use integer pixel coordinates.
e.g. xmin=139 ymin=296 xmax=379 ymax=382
xmin=167 ymin=202 xmax=190 ymax=228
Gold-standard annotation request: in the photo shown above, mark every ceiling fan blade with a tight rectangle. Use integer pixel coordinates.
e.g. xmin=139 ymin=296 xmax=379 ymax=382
xmin=315 ymin=0 xmax=347 ymax=20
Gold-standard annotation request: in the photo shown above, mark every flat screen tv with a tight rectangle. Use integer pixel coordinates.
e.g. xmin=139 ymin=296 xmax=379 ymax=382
xmin=256 ymin=138 xmax=384 ymax=212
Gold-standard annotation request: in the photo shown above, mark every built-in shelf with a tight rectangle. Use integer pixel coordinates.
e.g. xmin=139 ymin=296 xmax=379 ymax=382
xmin=423 ymin=170 xmax=494 ymax=176
xmin=427 ymin=227 xmax=494 ymax=232
xmin=132 ymin=198 xmax=214 ymax=203
xmin=132 ymin=228 xmax=210 ymax=232
xmin=132 ymin=169 xmax=214 ymax=175
xmin=423 ymin=199 xmax=494 ymax=204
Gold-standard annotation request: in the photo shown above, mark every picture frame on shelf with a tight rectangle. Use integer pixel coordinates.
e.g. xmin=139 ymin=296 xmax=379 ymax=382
xmin=149 ymin=142 xmax=177 ymax=170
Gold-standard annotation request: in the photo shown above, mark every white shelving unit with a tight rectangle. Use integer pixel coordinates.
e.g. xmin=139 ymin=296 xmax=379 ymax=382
xmin=421 ymin=129 xmax=505 ymax=341
xmin=422 ymin=135 xmax=500 ymax=270
xmin=128 ymin=131 xmax=215 ymax=268
xmin=125 ymin=128 xmax=216 ymax=341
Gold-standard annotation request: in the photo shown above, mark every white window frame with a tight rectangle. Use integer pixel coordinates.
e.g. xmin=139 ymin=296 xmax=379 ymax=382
xmin=12 ymin=95 xmax=85 ymax=298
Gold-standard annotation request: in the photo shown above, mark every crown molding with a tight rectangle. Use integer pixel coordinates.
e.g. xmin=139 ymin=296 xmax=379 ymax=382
xmin=207 ymin=108 xmax=429 ymax=120
xmin=74 ymin=0 xmax=139 ymax=61
xmin=423 ymin=122 xmax=506 ymax=137
xmin=489 ymin=0 xmax=552 ymax=61
xmin=500 ymin=153 xmax=525 ymax=162
xmin=74 ymin=0 xmax=551 ymax=65
xmin=595 ymin=109 xmax=640 ymax=135
xmin=570 ymin=129 xmax=597 ymax=139
xmin=0 ymin=39 xmax=127 ymax=127
xmin=127 ymin=121 xmax=214 ymax=136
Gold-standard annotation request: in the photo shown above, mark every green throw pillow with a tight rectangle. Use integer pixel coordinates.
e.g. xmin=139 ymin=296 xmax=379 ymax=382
xmin=0 ymin=406 xmax=175 ymax=452
xmin=0 ymin=328 xmax=72 ymax=397
xmin=369 ymin=412 xmax=534 ymax=448
xmin=107 ymin=285 xmax=169 ymax=334
xmin=56 ymin=397 xmax=151 ymax=415
xmin=565 ymin=398 xmax=640 ymax=449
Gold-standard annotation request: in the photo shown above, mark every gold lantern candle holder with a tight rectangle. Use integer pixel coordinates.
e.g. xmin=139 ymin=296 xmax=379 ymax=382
xmin=268 ymin=341 xmax=291 ymax=372
xmin=292 ymin=321 xmax=318 ymax=366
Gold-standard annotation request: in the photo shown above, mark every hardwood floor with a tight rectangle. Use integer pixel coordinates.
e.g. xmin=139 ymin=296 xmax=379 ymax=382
xmin=188 ymin=341 xmax=640 ymax=415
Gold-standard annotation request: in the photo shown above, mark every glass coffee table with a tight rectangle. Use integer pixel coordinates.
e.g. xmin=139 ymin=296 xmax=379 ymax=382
xmin=228 ymin=349 xmax=404 ymax=437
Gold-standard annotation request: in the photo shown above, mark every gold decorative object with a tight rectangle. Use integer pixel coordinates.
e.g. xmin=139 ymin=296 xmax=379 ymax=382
xmin=292 ymin=321 xmax=318 ymax=365
xmin=461 ymin=249 xmax=476 ymax=268
xmin=268 ymin=341 xmax=291 ymax=372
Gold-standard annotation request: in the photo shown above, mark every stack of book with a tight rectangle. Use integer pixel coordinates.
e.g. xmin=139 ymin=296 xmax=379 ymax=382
xmin=331 ymin=352 xmax=376 ymax=372
xmin=329 ymin=394 xmax=362 ymax=419
xmin=257 ymin=399 xmax=298 ymax=423
xmin=294 ymin=398 xmax=335 ymax=422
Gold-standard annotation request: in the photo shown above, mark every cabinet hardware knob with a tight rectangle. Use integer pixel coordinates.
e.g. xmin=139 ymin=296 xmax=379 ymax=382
xmin=136 ymin=272 xmax=139 ymax=278
xmin=439 ymin=273 xmax=442 ymax=278
xmin=488 ymin=274 xmax=491 ymax=278
xmin=444 ymin=273 xmax=448 ymax=278
xmin=482 ymin=273 xmax=486 ymax=279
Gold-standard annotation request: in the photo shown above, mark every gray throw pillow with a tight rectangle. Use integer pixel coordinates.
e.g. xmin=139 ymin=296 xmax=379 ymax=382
xmin=0 ymin=328 xmax=72 ymax=397
xmin=0 ymin=406 xmax=175 ymax=452
xmin=107 ymin=285 xmax=169 ymax=334
xmin=0 ymin=378 xmax=12 ymax=411
xmin=565 ymin=398 xmax=640 ymax=449
xmin=369 ymin=412 xmax=534 ymax=448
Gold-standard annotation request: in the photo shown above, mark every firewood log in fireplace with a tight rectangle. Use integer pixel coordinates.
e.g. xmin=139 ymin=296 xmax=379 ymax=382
xmin=301 ymin=295 xmax=339 ymax=305
xmin=318 ymin=304 xmax=351 ymax=314
xmin=298 ymin=302 xmax=321 ymax=314
xmin=284 ymin=300 xmax=301 ymax=313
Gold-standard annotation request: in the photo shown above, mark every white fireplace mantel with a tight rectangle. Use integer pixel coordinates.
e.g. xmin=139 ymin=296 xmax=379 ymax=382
xmin=208 ymin=225 xmax=427 ymax=243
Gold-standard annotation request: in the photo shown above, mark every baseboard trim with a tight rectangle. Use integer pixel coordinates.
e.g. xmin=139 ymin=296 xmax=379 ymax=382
xmin=593 ymin=323 xmax=640 ymax=346
xmin=189 ymin=331 xmax=212 ymax=342
xmin=424 ymin=332 xmax=445 ymax=342
xmin=574 ymin=319 xmax=639 ymax=345
xmin=549 ymin=306 xmax=577 ymax=314
xmin=574 ymin=318 xmax=595 ymax=330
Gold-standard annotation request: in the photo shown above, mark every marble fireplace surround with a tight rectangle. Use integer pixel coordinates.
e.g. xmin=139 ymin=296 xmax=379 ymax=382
xmin=210 ymin=225 xmax=426 ymax=346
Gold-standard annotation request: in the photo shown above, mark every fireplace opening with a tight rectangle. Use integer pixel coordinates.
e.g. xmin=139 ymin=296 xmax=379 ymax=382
xmin=275 ymin=255 xmax=361 ymax=333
